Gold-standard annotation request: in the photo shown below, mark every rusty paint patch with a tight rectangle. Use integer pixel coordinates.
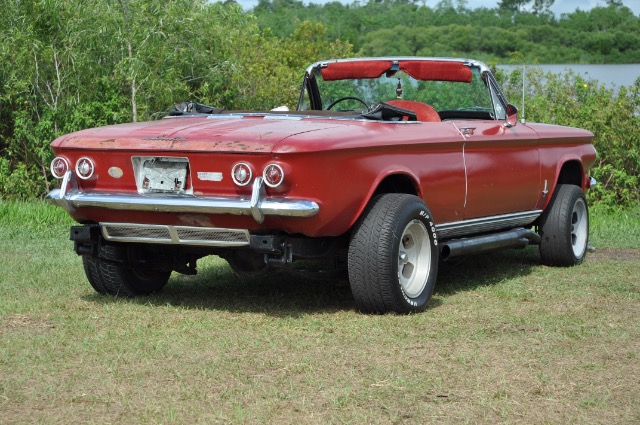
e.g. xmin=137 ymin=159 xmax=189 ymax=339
xmin=143 ymin=137 xmax=187 ymax=141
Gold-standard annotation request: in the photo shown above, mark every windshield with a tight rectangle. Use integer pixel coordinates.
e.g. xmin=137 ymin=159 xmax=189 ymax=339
xmin=298 ymin=61 xmax=504 ymax=121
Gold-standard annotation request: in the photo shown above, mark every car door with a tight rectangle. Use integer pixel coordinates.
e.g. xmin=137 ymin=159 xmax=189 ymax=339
xmin=456 ymin=120 xmax=541 ymax=219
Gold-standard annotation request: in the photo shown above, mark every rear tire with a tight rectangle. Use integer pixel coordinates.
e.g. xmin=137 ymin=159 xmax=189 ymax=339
xmin=348 ymin=194 xmax=439 ymax=314
xmin=82 ymin=244 xmax=171 ymax=296
xmin=539 ymin=184 xmax=589 ymax=266
xmin=82 ymin=255 xmax=106 ymax=294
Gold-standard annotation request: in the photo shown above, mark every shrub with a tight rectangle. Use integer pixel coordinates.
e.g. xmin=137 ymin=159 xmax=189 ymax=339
xmin=497 ymin=68 xmax=639 ymax=207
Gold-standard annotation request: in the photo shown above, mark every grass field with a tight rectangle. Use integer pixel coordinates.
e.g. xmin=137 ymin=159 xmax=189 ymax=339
xmin=1 ymin=202 xmax=638 ymax=424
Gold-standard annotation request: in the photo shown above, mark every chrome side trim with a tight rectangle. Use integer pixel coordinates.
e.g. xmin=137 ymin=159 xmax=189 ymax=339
xmin=46 ymin=174 xmax=319 ymax=221
xmin=436 ymin=210 xmax=542 ymax=239
xmin=101 ymin=223 xmax=250 ymax=246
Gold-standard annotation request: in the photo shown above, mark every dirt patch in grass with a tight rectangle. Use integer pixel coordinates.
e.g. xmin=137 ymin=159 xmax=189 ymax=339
xmin=587 ymin=248 xmax=640 ymax=262
xmin=1 ymin=315 xmax=56 ymax=335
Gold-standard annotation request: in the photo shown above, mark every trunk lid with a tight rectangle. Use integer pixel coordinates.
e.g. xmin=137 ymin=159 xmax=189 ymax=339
xmin=53 ymin=115 xmax=344 ymax=154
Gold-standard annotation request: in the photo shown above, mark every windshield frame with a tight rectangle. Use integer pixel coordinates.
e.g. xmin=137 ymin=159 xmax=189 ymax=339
xmin=297 ymin=57 xmax=509 ymax=122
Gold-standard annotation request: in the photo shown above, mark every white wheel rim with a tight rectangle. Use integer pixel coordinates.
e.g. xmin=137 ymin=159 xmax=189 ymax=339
xmin=571 ymin=198 xmax=588 ymax=258
xmin=397 ymin=219 xmax=431 ymax=298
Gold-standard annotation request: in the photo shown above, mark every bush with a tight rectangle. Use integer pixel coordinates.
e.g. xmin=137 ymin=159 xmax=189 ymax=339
xmin=0 ymin=158 xmax=48 ymax=201
xmin=497 ymin=68 xmax=640 ymax=207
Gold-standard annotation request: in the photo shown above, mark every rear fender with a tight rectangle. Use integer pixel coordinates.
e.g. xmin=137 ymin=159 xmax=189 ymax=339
xmin=349 ymin=170 xmax=421 ymax=232
xmin=542 ymin=158 xmax=586 ymax=211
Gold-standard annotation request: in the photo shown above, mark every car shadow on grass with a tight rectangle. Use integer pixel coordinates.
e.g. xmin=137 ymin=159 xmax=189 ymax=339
xmin=87 ymin=265 xmax=360 ymax=317
xmin=435 ymin=246 xmax=541 ymax=296
xmin=85 ymin=246 xmax=542 ymax=316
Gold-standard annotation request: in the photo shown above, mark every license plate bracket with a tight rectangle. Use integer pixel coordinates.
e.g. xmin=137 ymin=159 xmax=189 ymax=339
xmin=133 ymin=157 xmax=190 ymax=194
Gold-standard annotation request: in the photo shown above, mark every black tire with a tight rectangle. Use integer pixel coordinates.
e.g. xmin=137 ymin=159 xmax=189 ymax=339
xmin=225 ymin=250 xmax=270 ymax=277
xmin=539 ymin=184 xmax=589 ymax=267
xmin=82 ymin=255 xmax=106 ymax=294
xmin=82 ymin=244 xmax=171 ymax=296
xmin=348 ymin=194 xmax=439 ymax=314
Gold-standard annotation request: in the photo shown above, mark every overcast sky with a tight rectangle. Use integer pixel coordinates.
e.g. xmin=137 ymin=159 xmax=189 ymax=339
xmin=229 ymin=0 xmax=640 ymax=16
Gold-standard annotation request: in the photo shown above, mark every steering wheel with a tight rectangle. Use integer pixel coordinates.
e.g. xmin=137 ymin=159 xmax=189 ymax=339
xmin=327 ymin=96 xmax=369 ymax=111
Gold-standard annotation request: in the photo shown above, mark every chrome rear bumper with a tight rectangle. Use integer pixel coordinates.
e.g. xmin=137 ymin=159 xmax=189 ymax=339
xmin=46 ymin=171 xmax=319 ymax=223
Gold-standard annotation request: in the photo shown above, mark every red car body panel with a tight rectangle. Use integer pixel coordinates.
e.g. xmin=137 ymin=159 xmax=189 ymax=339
xmin=47 ymin=57 xmax=596 ymax=242
xmin=51 ymin=117 xmax=467 ymax=236
xmin=50 ymin=114 xmax=595 ymax=238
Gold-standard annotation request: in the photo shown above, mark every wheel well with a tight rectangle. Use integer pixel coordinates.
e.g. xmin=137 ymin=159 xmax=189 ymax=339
xmin=373 ymin=174 xmax=419 ymax=197
xmin=557 ymin=161 xmax=583 ymax=187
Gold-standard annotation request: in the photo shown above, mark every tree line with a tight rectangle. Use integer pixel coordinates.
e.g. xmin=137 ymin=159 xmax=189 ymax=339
xmin=0 ymin=0 xmax=638 ymax=206
xmin=253 ymin=0 xmax=640 ymax=64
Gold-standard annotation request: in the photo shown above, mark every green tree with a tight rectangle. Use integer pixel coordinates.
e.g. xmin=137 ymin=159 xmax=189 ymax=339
xmin=231 ymin=21 xmax=353 ymax=110
xmin=0 ymin=1 xmax=353 ymax=200
xmin=498 ymin=0 xmax=554 ymax=14
xmin=0 ymin=1 xmax=254 ymax=199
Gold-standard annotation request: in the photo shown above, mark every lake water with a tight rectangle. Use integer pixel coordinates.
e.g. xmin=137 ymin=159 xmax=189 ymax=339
xmin=497 ymin=64 xmax=640 ymax=89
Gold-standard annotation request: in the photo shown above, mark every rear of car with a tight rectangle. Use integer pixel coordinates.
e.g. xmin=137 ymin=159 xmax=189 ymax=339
xmin=46 ymin=57 xmax=596 ymax=314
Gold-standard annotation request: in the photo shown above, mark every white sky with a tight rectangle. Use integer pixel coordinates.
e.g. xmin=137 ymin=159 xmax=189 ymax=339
xmin=230 ymin=0 xmax=640 ymax=16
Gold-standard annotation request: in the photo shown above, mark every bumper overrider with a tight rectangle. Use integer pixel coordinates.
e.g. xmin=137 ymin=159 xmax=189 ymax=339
xmin=46 ymin=171 xmax=320 ymax=224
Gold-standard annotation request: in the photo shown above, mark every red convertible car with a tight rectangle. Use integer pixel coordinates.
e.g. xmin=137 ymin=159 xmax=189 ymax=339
xmin=46 ymin=57 xmax=596 ymax=314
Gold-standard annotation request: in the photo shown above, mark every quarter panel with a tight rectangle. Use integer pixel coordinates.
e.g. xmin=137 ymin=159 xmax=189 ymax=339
xmin=271 ymin=145 xmax=466 ymax=236
xmin=530 ymin=123 xmax=596 ymax=210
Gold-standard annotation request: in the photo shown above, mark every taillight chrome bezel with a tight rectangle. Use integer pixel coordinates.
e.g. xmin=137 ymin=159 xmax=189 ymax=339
xmin=50 ymin=157 xmax=70 ymax=179
xmin=231 ymin=162 xmax=253 ymax=186
xmin=263 ymin=163 xmax=285 ymax=188
xmin=75 ymin=157 xmax=95 ymax=180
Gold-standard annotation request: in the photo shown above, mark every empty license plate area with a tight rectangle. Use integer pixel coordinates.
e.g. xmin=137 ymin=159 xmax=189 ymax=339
xmin=132 ymin=156 xmax=191 ymax=194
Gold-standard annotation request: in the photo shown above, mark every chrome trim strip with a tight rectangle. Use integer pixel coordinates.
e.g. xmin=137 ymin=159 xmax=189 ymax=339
xmin=200 ymin=112 xmax=422 ymax=123
xmin=45 ymin=174 xmax=319 ymax=221
xmin=436 ymin=210 xmax=542 ymax=239
xmin=101 ymin=223 xmax=250 ymax=247
xmin=264 ymin=114 xmax=303 ymax=121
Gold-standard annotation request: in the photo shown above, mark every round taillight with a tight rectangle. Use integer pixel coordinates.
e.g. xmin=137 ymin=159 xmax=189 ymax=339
xmin=231 ymin=162 xmax=252 ymax=186
xmin=263 ymin=163 xmax=284 ymax=188
xmin=50 ymin=157 xmax=69 ymax=179
xmin=75 ymin=157 xmax=95 ymax=180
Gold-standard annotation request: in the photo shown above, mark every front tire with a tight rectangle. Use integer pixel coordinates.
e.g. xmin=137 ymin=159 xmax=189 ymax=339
xmin=539 ymin=184 xmax=589 ymax=266
xmin=348 ymin=194 xmax=439 ymax=314
xmin=82 ymin=244 xmax=171 ymax=297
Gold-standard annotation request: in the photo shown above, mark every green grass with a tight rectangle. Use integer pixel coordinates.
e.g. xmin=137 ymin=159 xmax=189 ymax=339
xmin=589 ymin=204 xmax=640 ymax=249
xmin=1 ymin=202 xmax=638 ymax=424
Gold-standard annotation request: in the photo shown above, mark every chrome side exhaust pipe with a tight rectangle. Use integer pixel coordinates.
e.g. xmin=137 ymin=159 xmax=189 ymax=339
xmin=440 ymin=228 xmax=541 ymax=260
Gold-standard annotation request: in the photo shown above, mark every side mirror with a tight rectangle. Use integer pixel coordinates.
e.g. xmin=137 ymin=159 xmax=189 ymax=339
xmin=505 ymin=104 xmax=518 ymax=128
